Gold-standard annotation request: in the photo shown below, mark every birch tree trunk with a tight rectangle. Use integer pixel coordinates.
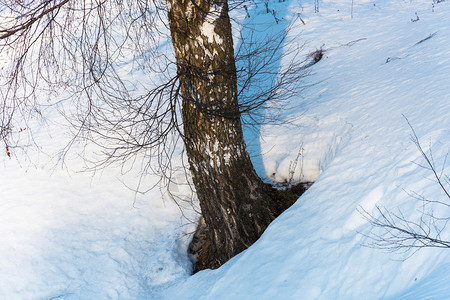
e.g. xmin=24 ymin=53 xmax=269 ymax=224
xmin=166 ymin=0 xmax=279 ymax=270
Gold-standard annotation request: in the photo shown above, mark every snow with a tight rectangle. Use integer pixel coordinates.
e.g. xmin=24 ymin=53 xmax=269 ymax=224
xmin=0 ymin=154 xmax=197 ymax=298
xmin=1 ymin=0 xmax=450 ymax=299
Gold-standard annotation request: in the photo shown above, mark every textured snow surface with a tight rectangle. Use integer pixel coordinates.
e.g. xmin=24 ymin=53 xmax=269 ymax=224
xmin=1 ymin=0 xmax=450 ymax=299
xmin=0 ymin=155 xmax=197 ymax=299
xmin=166 ymin=0 xmax=450 ymax=299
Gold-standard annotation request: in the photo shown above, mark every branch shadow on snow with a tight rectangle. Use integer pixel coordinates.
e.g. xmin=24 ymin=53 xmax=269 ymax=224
xmin=235 ymin=0 xmax=308 ymax=182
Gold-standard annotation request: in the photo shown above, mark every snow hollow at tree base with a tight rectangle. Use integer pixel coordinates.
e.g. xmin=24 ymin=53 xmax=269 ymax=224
xmin=188 ymin=181 xmax=312 ymax=273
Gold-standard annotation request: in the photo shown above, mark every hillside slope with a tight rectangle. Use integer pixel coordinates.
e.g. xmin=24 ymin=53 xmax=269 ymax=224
xmin=0 ymin=0 xmax=449 ymax=299
xmin=164 ymin=0 xmax=450 ymax=299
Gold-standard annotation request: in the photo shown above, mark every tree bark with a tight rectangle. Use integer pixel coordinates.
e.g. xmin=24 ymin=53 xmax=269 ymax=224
xmin=166 ymin=0 xmax=279 ymax=270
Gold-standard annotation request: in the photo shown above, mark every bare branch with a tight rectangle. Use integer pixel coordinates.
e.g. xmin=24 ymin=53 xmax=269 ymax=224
xmin=0 ymin=0 xmax=69 ymax=39
xmin=362 ymin=118 xmax=450 ymax=253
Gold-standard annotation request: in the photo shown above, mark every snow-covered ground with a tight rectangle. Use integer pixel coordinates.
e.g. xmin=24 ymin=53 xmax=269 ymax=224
xmin=1 ymin=0 xmax=450 ymax=299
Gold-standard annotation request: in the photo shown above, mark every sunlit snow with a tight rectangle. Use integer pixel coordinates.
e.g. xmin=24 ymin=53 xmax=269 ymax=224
xmin=1 ymin=0 xmax=450 ymax=299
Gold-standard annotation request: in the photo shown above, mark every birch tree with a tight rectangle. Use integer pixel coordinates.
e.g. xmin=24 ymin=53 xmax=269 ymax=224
xmin=0 ymin=0 xmax=306 ymax=270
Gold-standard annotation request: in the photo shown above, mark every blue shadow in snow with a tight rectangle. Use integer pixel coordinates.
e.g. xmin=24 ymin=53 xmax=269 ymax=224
xmin=235 ymin=0 xmax=294 ymax=181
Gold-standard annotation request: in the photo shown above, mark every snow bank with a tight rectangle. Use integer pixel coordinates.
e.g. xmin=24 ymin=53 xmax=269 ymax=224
xmin=1 ymin=0 xmax=450 ymax=299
